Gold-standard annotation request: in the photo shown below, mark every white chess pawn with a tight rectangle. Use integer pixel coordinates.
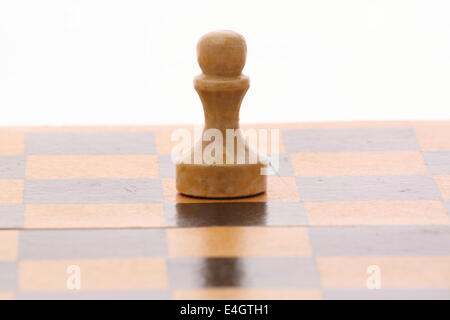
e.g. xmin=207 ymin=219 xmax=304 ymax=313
xmin=176 ymin=30 xmax=267 ymax=198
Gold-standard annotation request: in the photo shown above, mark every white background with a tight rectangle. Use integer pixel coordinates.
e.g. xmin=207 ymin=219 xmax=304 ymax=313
xmin=0 ymin=0 xmax=449 ymax=126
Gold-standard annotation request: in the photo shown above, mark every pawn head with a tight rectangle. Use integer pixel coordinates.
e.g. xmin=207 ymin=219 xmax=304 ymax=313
xmin=197 ymin=30 xmax=247 ymax=77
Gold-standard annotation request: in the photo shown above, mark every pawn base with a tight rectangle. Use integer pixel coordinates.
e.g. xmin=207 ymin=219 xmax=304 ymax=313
xmin=176 ymin=163 xmax=266 ymax=198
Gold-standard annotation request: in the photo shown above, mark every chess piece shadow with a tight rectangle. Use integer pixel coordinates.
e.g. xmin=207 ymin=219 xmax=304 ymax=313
xmin=173 ymin=202 xmax=268 ymax=227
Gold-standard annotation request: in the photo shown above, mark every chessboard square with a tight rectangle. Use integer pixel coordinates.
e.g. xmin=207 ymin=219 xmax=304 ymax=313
xmin=164 ymin=202 xmax=307 ymax=227
xmin=155 ymin=125 xmax=196 ymax=155
xmin=158 ymin=154 xmax=175 ymax=178
xmin=167 ymin=227 xmax=311 ymax=257
xmin=297 ymin=175 xmax=441 ymax=201
xmin=270 ymin=153 xmax=294 ymax=176
xmin=0 ymin=132 xmax=24 ymax=155
xmin=0 ymin=156 xmax=25 ymax=178
xmin=25 ymin=132 xmax=155 ymax=155
xmin=0 ymin=180 xmax=23 ymax=204
xmin=168 ymin=257 xmax=320 ymax=288
xmin=173 ymin=288 xmax=321 ymax=300
xmin=19 ymin=229 xmax=166 ymax=259
xmin=323 ymin=288 xmax=450 ymax=300
xmin=19 ymin=258 xmax=167 ymax=292
xmin=17 ymin=290 xmax=170 ymax=300
xmin=244 ymin=127 xmax=286 ymax=154
xmin=283 ymin=128 xmax=419 ymax=152
xmin=0 ymin=205 xmax=24 ymax=229
xmin=26 ymin=155 xmax=158 ymax=179
xmin=0 ymin=231 xmax=18 ymax=261
xmin=423 ymin=151 xmax=450 ymax=174
xmin=24 ymin=204 xmax=165 ymax=229
xmin=162 ymin=178 xmax=179 ymax=202
xmin=415 ymin=126 xmax=450 ymax=150
xmin=434 ymin=175 xmax=450 ymax=199
xmin=291 ymin=151 xmax=427 ymax=176
xmin=24 ymin=179 xmax=163 ymax=204
xmin=305 ymin=200 xmax=450 ymax=226
xmin=0 ymin=262 xmax=17 ymax=291
xmin=317 ymin=257 xmax=450 ymax=288
xmin=162 ymin=184 xmax=199 ymax=204
xmin=309 ymin=226 xmax=450 ymax=256
xmin=0 ymin=292 xmax=15 ymax=300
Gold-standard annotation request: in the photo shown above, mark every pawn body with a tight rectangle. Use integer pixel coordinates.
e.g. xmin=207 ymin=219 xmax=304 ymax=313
xmin=176 ymin=30 xmax=267 ymax=198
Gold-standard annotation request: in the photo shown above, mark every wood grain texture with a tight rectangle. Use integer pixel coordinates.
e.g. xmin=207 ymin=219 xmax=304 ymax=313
xmin=0 ymin=121 xmax=449 ymax=299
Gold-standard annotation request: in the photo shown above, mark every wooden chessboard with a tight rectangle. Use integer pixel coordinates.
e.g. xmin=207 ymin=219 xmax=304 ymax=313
xmin=1 ymin=121 xmax=450 ymax=300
